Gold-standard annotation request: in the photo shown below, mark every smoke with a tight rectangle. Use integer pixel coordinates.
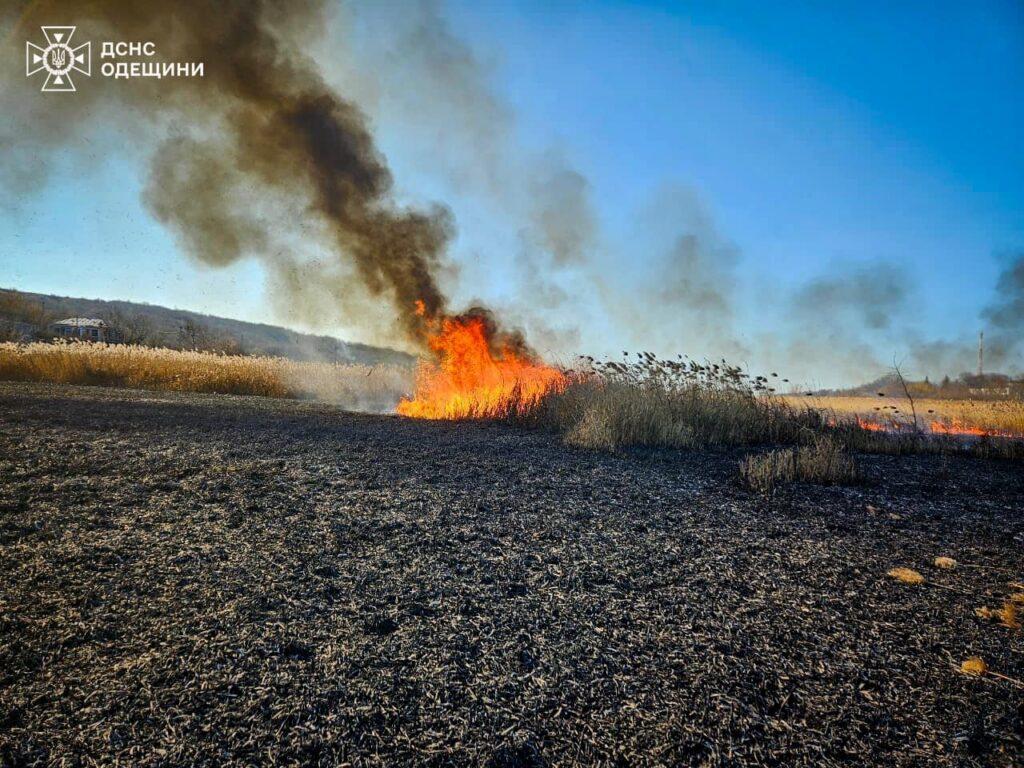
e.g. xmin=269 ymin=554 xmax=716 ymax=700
xmin=322 ymin=1 xmax=600 ymax=347
xmin=905 ymin=339 xmax=977 ymax=380
xmin=770 ymin=263 xmax=900 ymax=381
xmin=4 ymin=2 xmax=1019 ymax=386
xmin=792 ymin=264 xmax=907 ymax=331
xmin=981 ymin=251 xmax=1024 ymax=366
xmin=589 ymin=185 xmax=748 ymax=362
xmin=984 ymin=253 xmax=1024 ymax=331
xmin=142 ymin=137 xmax=270 ymax=268
xmin=322 ymin=0 xmax=512 ymax=199
xmin=527 ymin=152 xmax=596 ymax=266
xmin=887 ymin=253 xmax=1024 ymax=380
xmin=780 ymin=256 xmax=1024 ymax=384
xmin=2 ymin=0 xmax=481 ymax=350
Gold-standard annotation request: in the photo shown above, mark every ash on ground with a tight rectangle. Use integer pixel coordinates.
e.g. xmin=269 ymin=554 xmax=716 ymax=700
xmin=1 ymin=383 xmax=1022 ymax=767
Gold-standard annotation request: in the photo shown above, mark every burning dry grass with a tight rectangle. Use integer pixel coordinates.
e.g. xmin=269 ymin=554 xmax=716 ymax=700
xmin=502 ymin=354 xmax=1024 ymax=461
xmin=797 ymin=395 xmax=1024 ymax=438
xmin=0 ymin=341 xmax=411 ymax=411
xmin=396 ymin=312 xmax=565 ymax=419
xmin=5 ymin=341 xmax=1024 ymax=461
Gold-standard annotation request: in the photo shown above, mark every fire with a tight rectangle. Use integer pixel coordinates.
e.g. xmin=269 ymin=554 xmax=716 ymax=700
xmin=849 ymin=415 xmax=1023 ymax=440
xmin=855 ymin=416 xmax=888 ymax=432
xmin=929 ymin=419 xmax=1022 ymax=439
xmin=397 ymin=312 xmax=566 ymax=419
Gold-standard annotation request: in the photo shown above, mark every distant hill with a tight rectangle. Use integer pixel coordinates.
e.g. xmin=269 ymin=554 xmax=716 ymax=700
xmin=0 ymin=288 xmax=414 ymax=366
xmin=818 ymin=373 xmax=904 ymax=397
xmin=817 ymin=371 xmax=1023 ymax=400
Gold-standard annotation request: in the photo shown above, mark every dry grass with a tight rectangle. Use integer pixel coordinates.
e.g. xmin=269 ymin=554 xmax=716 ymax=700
xmin=738 ymin=436 xmax=859 ymax=493
xmin=518 ymin=355 xmax=826 ymax=450
xmin=795 ymin=395 xmax=1024 ymax=436
xmin=887 ymin=567 xmax=926 ymax=585
xmin=550 ymin=379 xmax=802 ymax=450
xmin=960 ymin=657 xmax=988 ymax=677
xmin=0 ymin=341 xmax=411 ymax=411
xmin=506 ymin=354 xmax=1024 ymax=460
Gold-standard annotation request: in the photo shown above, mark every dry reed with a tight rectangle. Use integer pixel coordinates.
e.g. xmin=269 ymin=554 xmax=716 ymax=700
xmin=0 ymin=341 xmax=411 ymax=411
xmin=739 ymin=436 xmax=859 ymax=493
xmin=515 ymin=354 xmax=826 ymax=450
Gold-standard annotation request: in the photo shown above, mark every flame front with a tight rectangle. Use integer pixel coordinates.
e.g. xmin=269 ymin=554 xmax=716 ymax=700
xmin=851 ymin=415 xmax=1023 ymax=439
xmin=856 ymin=416 xmax=888 ymax=432
xmin=929 ymin=419 xmax=1023 ymax=439
xmin=397 ymin=313 xmax=566 ymax=419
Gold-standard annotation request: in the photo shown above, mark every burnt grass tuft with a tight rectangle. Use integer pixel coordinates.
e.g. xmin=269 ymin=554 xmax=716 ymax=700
xmin=1 ymin=382 xmax=1023 ymax=766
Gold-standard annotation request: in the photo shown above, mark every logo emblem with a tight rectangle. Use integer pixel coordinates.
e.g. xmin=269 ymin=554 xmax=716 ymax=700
xmin=26 ymin=26 xmax=91 ymax=92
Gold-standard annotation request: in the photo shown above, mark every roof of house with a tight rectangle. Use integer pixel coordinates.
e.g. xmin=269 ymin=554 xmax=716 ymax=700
xmin=54 ymin=318 xmax=108 ymax=327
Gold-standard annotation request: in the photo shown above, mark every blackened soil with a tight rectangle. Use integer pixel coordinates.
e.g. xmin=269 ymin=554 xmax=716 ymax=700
xmin=1 ymin=382 xmax=1022 ymax=767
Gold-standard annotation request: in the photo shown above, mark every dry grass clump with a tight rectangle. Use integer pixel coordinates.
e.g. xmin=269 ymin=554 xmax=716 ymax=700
xmin=960 ymin=656 xmax=988 ymax=677
xmin=887 ymin=567 xmax=926 ymax=585
xmin=738 ymin=436 xmax=859 ymax=494
xmin=0 ymin=341 xmax=411 ymax=410
xmin=974 ymin=603 xmax=1018 ymax=629
xmin=881 ymin=557 xmax=1023 ymax=688
xmin=522 ymin=354 xmax=825 ymax=450
xmin=958 ymin=656 xmax=1024 ymax=687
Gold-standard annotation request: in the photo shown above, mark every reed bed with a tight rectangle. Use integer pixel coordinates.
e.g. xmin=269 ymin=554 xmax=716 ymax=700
xmin=508 ymin=354 xmax=1024 ymax=460
xmin=0 ymin=341 xmax=411 ymax=411
xmin=511 ymin=354 xmax=826 ymax=449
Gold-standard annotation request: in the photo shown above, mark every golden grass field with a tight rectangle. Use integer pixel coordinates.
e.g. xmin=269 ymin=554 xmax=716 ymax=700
xmin=796 ymin=395 xmax=1024 ymax=436
xmin=0 ymin=341 xmax=412 ymax=412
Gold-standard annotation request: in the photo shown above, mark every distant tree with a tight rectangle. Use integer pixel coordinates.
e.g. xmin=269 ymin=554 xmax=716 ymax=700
xmin=0 ymin=321 xmax=26 ymax=342
xmin=173 ymin=318 xmax=247 ymax=355
xmin=0 ymin=290 xmax=53 ymax=328
xmin=207 ymin=332 xmax=246 ymax=356
xmin=178 ymin=318 xmax=210 ymax=350
xmin=102 ymin=309 xmax=156 ymax=345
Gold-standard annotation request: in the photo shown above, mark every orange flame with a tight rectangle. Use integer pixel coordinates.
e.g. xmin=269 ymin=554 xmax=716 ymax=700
xmin=397 ymin=312 xmax=565 ymax=419
xmin=847 ymin=415 xmax=1023 ymax=439
xmin=929 ymin=419 xmax=1022 ymax=439
xmin=855 ymin=416 xmax=888 ymax=432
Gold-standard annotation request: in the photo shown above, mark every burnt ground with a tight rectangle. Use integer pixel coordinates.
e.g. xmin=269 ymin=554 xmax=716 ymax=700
xmin=0 ymin=382 xmax=1022 ymax=768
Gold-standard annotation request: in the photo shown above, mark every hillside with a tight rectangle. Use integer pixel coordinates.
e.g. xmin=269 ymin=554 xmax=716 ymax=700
xmin=0 ymin=288 xmax=413 ymax=366
xmin=817 ymin=372 xmax=1024 ymax=400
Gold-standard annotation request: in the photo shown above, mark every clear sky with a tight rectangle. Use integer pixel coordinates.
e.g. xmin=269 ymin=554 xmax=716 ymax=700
xmin=2 ymin=0 xmax=1022 ymax=383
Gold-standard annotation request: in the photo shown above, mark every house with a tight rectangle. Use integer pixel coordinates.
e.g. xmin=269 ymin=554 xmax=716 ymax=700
xmin=51 ymin=318 xmax=123 ymax=343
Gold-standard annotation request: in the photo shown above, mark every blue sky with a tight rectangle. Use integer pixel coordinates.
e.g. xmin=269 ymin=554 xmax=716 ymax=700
xmin=2 ymin=0 xmax=1022 ymax=382
xmin=440 ymin=1 xmax=1023 ymax=326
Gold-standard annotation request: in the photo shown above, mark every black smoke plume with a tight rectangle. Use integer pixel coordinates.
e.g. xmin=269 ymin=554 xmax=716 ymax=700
xmin=2 ymin=0 xmax=517 ymax=349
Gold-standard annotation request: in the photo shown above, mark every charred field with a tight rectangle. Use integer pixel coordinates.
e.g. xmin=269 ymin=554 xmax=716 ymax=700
xmin=1 ymin=382 xmax=1022 ymax=767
